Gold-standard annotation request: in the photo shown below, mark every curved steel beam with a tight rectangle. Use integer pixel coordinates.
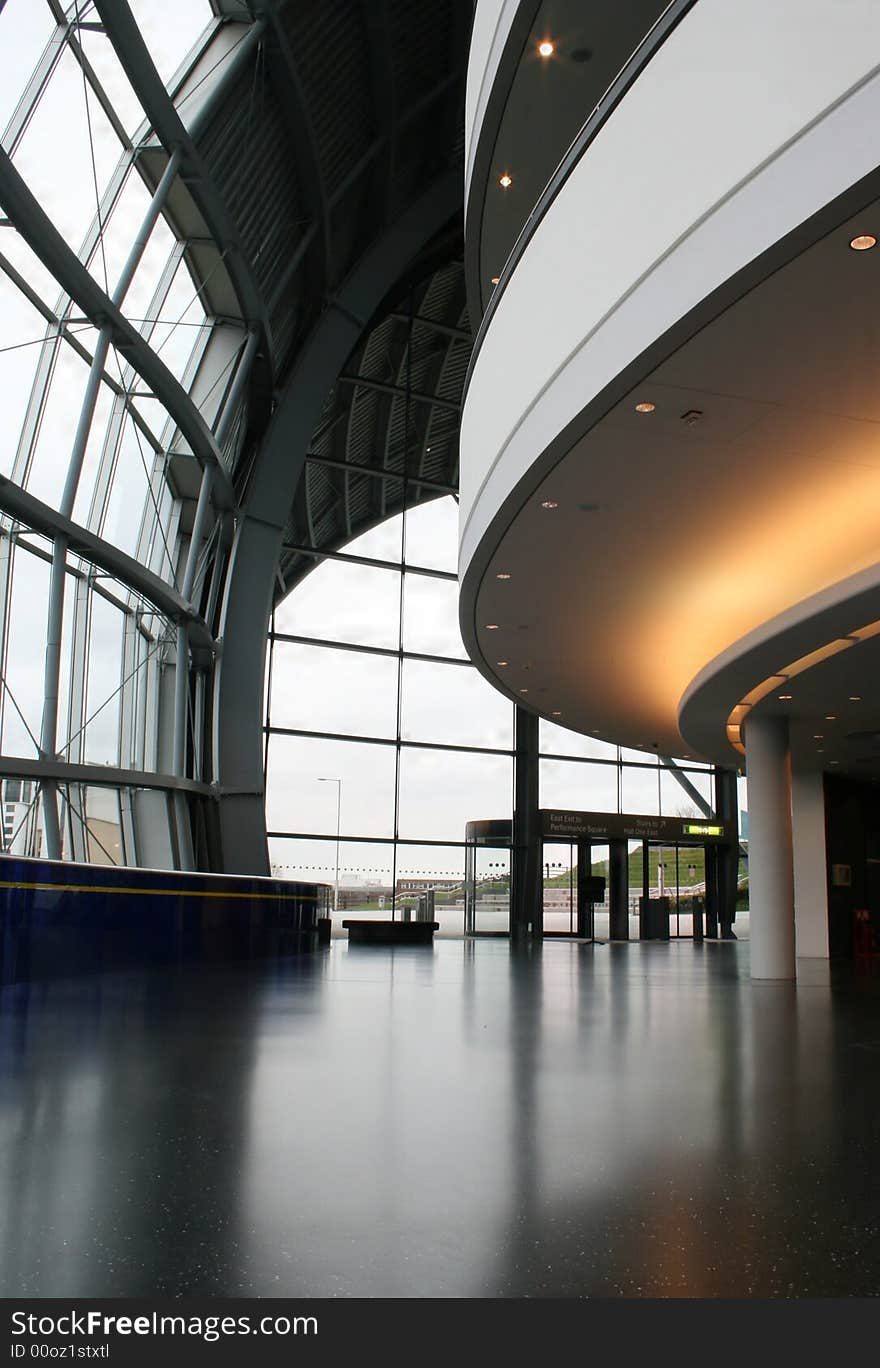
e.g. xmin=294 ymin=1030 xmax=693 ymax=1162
xmin=0 ymin=752 xmax=213 ymax=796
xmin=92 ymin=0 xmax=272 ymax=353
xmin=213 ymin=170 xmax=463 ymax=873
xmin=0 ymin=474 xmax=213 ymax=651
xmin=0 ymin=147 xmax=235 ymax=510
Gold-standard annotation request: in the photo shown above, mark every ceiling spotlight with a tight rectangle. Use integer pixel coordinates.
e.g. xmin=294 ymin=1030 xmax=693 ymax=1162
xmin=849 ymin=695 xmax=862 ymax=702
xmin=519 ymin=688 xmax=529 ymax=694
xmin=496 ymin=660 xmax=508 ymax=667
xmin=485 ymin=623 xmax=499 ymax=630
xmin=829 ymin=760 xmax=839 ymax=766
xmin=813 ymin=734 xmax=824 ymax=741
xmin=540 ymin=499 xmax=559 ymax=509
xmin=825 ymin=713 xmax=837 ymax=720
xmin=778 ymin=694 xmax=793 ymax=701
xmin=499 ymin=173 xmax=513 ymax=189
xmin=538 ymin=39 xmax=555 ymax=57
xmin=490 ymin=275 xmax=500 ymax=285
xmin=850 ymin=233 xmax=877 ymax=251
xmin=496 ymin=571 xmax=511 ymax=580
xmin=635 ymin=401 xmax=656 ymax=413
xmin=551 ymin=710 xmax=562 ymax=717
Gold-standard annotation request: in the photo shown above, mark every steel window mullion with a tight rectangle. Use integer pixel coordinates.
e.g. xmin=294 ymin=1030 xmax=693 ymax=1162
xmin=1 ymin=18 xmax=67 ymax=155
xmin=267 ymin=831 xmax=475 ymax=850
xmin=281 ymin=542 xmax=457 ymax=581
xmin=265 ymin=724 xmax=513 ymax=759
xmin=268 ymin=630 xmax=472 ymax=669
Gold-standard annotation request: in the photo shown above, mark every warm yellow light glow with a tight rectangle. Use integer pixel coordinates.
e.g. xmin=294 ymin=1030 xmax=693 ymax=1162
xmin=496 ymin=571 xmax=511 ymax=580
xmin=485 ymin=624 xmax=499 ymax=630
xmin=741 ymin=676 xmax=788 ymax=707
xmin=499 ymin=173 xmax=513 ymax=189
xmin=551 ymin=710 xmax=562 ymax=716
xmin=850 ymin=233 xmax=877 ymax=251
xmin=785 ymin=639 xmax=851 ymax=677
xmin=778 ymin=693 xmax=793 ymax=701
xmin=849 ymin=620 xmax=880 ymax=641
xmin=849 ymin=695 xmax=862 ymax=701
xmin=540 ymin=500 xmax=559 ymax=509
xmin=538 ymin=40 xmax=555 ymax=57
xmin=635 ymin=401 xmax=656 ymax=413
xmin=490 ymin=276 xmax=500 ymax=285
xmin=497 ymin=659 xmax=508 ymax=666
xmin=519 ymin=688 xmax=529 ymax=694
xmin=825 ymin=713 xmax=837 ymax=721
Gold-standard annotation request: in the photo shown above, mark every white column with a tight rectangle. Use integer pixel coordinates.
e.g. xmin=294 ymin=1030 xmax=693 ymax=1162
xmin=744 ymin=715 xmax=796 ymax=980
xmin=791 ymin=769 xmax=829 ymax=958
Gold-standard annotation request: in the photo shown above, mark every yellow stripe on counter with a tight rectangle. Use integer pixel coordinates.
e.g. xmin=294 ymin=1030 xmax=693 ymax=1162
xmin=0 ymin=880 xmax=318 ymax=903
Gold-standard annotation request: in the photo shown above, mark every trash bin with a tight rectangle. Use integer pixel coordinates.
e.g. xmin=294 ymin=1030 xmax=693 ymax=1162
xmin=639 ymin=896 xmax=670 ymax=940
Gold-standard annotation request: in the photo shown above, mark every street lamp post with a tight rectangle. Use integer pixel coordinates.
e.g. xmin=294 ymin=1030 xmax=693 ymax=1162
xmin=317 ymin=777 xmax=342 ymax=912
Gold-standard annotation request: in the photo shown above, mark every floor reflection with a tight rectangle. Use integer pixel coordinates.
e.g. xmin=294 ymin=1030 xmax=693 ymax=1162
xmin=1 ymin=940 xmax=878 ymax=1296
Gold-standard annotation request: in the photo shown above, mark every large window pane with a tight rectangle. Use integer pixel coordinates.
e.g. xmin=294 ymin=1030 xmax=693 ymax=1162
xmin=274 ymin=558 xmax=400 ymax=649
xmin=266 ymin=734 xmax=396 ymax=839
xmin=397 ymin=747 xmax=513 ymax=842
xmin=400 ymin=659 xmax=513 ymax=749
xmin=621 ymin=762 xmax=662 ymax=815
xmin=402 ymin=573 xmax=466 ymax=658
xmin=14 ymin=43 xmax=123 ymax=260
xmin=270 ymin=836 xmax=396 ymax=893
xmin=2 ymin=543 xmax=49 ymax=757
xmin=402 ymin=497 xmax=458 ymax=573
xmin=659 ymin=766 xmax=713 ymax=818
xmin=540 ymin=758 xmax=618 ymax=813
xmin=539 ymin=719 xmax=618 ymax=760
xmin=269 ymin=641 xmax=398 ymax=739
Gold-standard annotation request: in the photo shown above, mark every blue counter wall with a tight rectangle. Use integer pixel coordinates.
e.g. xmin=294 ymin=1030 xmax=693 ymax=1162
xmin=0 ymin=856 xmax=330 ymax=985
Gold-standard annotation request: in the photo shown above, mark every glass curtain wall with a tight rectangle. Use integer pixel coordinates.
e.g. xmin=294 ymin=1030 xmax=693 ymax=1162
xmin=0 ymin=0 xmax=255 ymax=868
xmin=264 ymin=496 xmax=719 ymax=934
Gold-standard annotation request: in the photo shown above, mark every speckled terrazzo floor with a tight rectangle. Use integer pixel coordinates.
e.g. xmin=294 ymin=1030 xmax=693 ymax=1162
xmin=1 ymin=939 xmax=879 ymax=1297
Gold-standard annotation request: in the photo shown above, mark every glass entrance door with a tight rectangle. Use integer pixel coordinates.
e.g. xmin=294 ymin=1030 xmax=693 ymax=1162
xmin=647 ymin=842 xmax=707 ymax=938
xmin=542 ymin=840 xmax=576 ymax=936
xmin=465 ymin=843 xmax=510 ymax=934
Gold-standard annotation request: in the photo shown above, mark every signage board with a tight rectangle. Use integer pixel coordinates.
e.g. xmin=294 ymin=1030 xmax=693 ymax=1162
xmin=541 ymin=810 xmax=736 ymax=844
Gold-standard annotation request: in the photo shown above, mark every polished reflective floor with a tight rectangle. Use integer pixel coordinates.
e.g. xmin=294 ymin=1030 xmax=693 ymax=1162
xmin=2 ymin=939 xmax=879 ymax=1297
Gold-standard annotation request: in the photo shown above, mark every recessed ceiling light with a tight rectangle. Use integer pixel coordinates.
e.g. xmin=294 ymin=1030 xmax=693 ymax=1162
xmin=485 ymin=623 xmax=499 ymax=630
xmin=496 ymin=571 xmax=511 ymax=580
xmin=817 ymin=747 xmax=824 ymax=753
xmin=850 ymin=233 xmax=877 ymax=251
xmin=499 ymin=173 xmax=513 ymax=189
xmin=829 ymin=760 xmax=839 ymax=766
xmin=849 ymin=695 xmax=862 ymax=702
xmin=538 ymin=39 xmax=555 ymax=57
xmin=813 ymin=734 xmax=824 ymax=740
xmin=519 ymin=688 xmax=529 ymax=694
xmin=496 ymin=660 xmax=508 ymax=666
xmin=778 ymin=694 xmax=792 ymax=701
xmin=551 ymin=710 xmax=562 ymax=716
xmin=490 ymin=275 xmax=500 ymax=285
xmin=635 ymin=401 xmax=656 ymax=414
xmin=540 ymin=499 xmax=559 ymax=509
xmin=825 ymin=713 xmax=837 ymax=720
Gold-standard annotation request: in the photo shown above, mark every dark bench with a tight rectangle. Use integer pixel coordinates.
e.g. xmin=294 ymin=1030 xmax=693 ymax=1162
xmin=342 ymin=919 xmax=439 ymax=945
